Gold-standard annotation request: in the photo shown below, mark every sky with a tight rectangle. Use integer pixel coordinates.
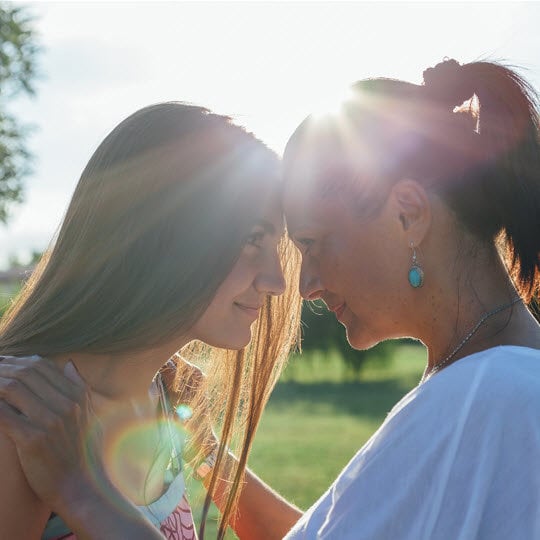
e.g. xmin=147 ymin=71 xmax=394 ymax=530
xmin=1 ymin=1 xmax=540 ymax=269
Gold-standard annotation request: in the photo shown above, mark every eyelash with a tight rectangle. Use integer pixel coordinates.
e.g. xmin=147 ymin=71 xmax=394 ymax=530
xmin=297 ymin=238 xmax=315 ymax=254
xmin=245 ymin=231 xmax=265 ymax=248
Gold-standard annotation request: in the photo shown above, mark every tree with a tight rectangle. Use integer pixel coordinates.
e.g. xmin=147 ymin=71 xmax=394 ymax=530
xmin=0 ymin=2 xmax=40 ymax=223
xmin=301 ymin=300 xmax=397 ymax=378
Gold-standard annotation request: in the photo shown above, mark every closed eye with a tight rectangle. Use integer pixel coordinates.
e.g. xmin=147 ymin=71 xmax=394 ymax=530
xmin=245 ymin=230 xmax=265 ymax=248
xmin=295 ymin=238 xmax=315 ymax=253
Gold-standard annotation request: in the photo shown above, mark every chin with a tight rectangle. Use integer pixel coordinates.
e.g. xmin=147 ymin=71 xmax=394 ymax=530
xmin=228 ymin=338 xmax=251 ymax=350
xmin=216 ymin=330 xmax=252 ymax=350
xmin=345 ymin=326 xmax=380 ymax=352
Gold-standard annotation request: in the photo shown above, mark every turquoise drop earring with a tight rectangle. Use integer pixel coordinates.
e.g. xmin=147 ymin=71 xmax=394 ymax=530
xmin=408 ymin=242 xmax=424 ymax=288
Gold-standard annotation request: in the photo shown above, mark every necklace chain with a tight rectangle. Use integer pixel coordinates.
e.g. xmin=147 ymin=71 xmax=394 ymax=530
xmin=421 ymin=297 xmax=521 ymax=383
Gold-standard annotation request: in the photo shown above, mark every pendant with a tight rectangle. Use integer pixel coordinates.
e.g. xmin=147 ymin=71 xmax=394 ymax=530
xmin=408 ymin=265 xmax=424 ymax=288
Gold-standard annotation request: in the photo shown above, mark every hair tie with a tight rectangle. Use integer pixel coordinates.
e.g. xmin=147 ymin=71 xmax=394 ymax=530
xmin=423 ymin=58 xmax=475 ymax=110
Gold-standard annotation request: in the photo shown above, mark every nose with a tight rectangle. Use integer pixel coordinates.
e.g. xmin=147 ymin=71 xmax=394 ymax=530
xmin=299 ymin=259 xmax=323 ymax=300
xmin=254 ymin=249 xmax=286 ymax=297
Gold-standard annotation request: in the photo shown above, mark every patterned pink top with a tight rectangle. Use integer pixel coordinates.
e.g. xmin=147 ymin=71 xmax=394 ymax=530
xmin=160 ymin=494 xmax=197 ymax=539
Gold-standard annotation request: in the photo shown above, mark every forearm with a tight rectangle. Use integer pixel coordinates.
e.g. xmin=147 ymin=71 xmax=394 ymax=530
xmin=205 ymin=452 xmax=302 ymax=540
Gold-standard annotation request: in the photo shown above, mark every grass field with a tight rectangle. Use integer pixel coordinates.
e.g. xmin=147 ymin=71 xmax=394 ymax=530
xmin=188 ymin=343 xmax=427 ymax=537
xmin=0 ymin=282 xmax=19 ymax=316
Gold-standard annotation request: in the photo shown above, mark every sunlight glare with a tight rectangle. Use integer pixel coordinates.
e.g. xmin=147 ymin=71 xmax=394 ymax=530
xmin=309 ymin=86 xmax=356 ymax=121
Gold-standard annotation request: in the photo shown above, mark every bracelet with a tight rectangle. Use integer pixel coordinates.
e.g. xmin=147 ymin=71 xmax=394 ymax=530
xmin=194 ymin=450 xmax=218 ymax=481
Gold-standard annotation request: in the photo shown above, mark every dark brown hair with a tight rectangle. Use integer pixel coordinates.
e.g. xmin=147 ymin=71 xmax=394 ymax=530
xmin=284 ymin=59 xmax=540 ymax=301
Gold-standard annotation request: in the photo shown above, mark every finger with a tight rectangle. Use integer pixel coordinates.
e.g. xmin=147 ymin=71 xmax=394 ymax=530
xmin=0 ymin=365 xmax=88 ymax=421
xmin=1 ymin=356 xmax=88 ymax=399
xmin=0 ymin=399 xmax=37 ymax=444
xmin=0 ymin=355 xmax=67 ymax=385
xmin=0 ymin=375 xmax=77 ymax=422
xmin=63 ymin=361 xmax=86 ymax=388
xmin=0 ymin=355 xmax=43 ymax=369
xmin=0 ymin=355 xmax=41 ymax=363
xmin=0 ymin=378 xmax=95 ymax=457
xmin=0 ymin=358 xmax=84 ymax=403
xmin=0 ymin=355 xmax=69 ymax=388
xmin=0 ymin=362 xmax=81 ymax=406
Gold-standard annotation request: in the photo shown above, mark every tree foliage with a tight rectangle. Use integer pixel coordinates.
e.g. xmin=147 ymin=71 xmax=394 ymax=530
xmin=0 ymin=2 xmax=40 ymax=223
xmin=301 ymin=300 xmax=397 ymax=377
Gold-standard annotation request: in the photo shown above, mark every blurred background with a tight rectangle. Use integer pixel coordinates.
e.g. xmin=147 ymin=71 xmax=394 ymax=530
xmin=1 ymin=2 xmax=539 ymax=536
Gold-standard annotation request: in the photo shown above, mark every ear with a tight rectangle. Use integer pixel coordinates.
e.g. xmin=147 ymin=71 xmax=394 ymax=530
xmin=388 ymin=179 xmax=432 ymax=246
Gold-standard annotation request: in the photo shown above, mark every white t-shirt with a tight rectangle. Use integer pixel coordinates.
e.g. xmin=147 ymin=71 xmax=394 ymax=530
xmin=284 ymin=346 xmax=540 ymax=540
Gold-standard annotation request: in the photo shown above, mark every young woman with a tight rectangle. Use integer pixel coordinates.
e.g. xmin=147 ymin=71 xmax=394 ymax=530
xmin=0 ymin=103 xmax=302 ymax=539
xmin=2 ymin=58 xmax=540 ymax=539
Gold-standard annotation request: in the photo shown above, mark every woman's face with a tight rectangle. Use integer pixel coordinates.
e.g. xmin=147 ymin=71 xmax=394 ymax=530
xmin=284 ymin=180 xmax=409 ymax=350
xmin=190 ymin=194 xmax=286 ymax=349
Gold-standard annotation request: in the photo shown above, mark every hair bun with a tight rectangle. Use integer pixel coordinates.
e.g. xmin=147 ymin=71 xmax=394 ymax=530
xmin=423 ymin=58 xmax=475 ymax=110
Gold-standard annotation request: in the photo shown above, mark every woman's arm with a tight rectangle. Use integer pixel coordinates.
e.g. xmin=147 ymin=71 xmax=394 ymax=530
xmin=0 ymin=356 xmax=164 ymax=540
xmin=0 ymin=430 xmax=50 ymax=538
xmin=205 ymin=451 xmax=303 ymax=540
xmin=170 ymin=359 xmax=303 ymax=539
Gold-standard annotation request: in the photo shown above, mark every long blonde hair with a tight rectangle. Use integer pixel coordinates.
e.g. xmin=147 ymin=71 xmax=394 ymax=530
xmin=0 ymin=103 xmax=302 ymax=537
xmin=179 ymin=235 xmax=300 ymax=539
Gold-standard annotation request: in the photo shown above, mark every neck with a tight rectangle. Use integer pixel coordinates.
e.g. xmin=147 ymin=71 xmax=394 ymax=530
xmin=415 ymin=246 xmax=538 ymax=372
xmin=51 ymin=336 xmax=190 ymax=405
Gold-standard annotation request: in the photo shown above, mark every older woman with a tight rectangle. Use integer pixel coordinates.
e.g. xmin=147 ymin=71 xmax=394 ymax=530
xmin=1 ymin=59 xmax=539 ymax=539
xmin=280 ymin=58 xmax=540 ymax=539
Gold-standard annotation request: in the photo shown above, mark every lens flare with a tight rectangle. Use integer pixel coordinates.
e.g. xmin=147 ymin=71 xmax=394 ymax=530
xmin=309 ymin=87 xmax=356 ymax=120
xmin=175 ymin=403 xmax=193 ymax=422
xmin=94 ymin=417 xmax=189 ymax=505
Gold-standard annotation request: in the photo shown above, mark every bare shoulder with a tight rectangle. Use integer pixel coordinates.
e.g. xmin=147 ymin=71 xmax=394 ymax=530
xmin=0 ymin=431 xmax=50 ymax=539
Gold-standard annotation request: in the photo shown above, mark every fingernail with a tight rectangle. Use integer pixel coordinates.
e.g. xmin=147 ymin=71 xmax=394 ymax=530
xmin=64 ymin=360 xmax=84 ymax=384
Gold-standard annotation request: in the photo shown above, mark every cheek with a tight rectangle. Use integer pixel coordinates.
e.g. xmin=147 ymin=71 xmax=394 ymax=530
xmin=215 ymin=258 xmax=256 ymax=300
xmin=319 ymin=255 xmax=344 ymax=287
xmin=321 ymin=233 xmax=389 ymax=300
xmin=319 ymin=235 xmax=361 ymax=287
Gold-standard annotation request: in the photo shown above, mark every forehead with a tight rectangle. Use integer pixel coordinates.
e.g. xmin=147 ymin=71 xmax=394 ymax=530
xmin=282 ymin=136 xmax=392 ymax=237
xmin=258 ymin=184 xmax=285 ymax=235
xmin=282 ymin=118 xmax=366 ymax=235
xmin=283 ymin=179 xmax=343 ymax=235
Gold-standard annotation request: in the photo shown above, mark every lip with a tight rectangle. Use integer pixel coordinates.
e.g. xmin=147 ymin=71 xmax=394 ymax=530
xmin=234 ymin=303 xmax=262 ymax=319
xmin=329 ymin=302 xmax=346 ymax=321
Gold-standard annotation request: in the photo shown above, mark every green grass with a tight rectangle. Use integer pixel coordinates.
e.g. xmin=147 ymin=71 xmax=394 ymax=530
xmin=188 ymin=343 xmax=427 ymax=537
xmin=0 ymin=281 xmax=20 ymax=316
